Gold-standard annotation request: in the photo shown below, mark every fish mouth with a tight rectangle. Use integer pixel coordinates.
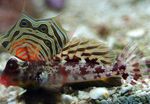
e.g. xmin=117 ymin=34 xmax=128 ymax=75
xmin=11 ymin=38 xmax=41 ymax=62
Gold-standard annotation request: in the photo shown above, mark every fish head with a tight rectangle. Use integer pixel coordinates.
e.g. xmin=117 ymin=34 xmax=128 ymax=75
xmin=0 ymin=57 xmax=53 ymax=88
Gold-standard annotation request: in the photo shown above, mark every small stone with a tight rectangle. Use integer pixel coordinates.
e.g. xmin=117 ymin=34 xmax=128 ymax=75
xmin=89 ymin=87 xmax=109 ymax=99
xmin=99 ymin=100 xmax=109 ymax=104
xmin=126 ymin=28 xmax=145 ymax=38
xmin=0 ymin=53 xmax=12 ymax=71
xmin=127 ymin=95 xmax=141 ymax=104
xmin=78 ymin=100 xmax=90 ymax=104
xmin=78 ymin=91 xmax=90 ymax=99
xmin=120 ymin=84 xmax=133 ymax=95
xmin=62 ymin=94 xmax=78 ymax=104
xmin=0 ymin=84 xmax=25 ymax=103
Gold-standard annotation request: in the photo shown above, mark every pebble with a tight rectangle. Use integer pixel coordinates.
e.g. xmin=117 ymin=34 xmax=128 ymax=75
xmin=0 ymin=84 xmax=25 ymax=103
xmin=78 ymin=91 xmax=90 ymax=99
xmin=89 ymin=87 xmax=109 ymax=99
xmin=120 ymin=84 xmax=133 ymax=95
xmin=0 ymin=53 xmax=11 ymax=71
xmin=107 ymin=36 xmax=116 ymax=49
xmin=99 ymin=100 xmax=109 ymax=104
xmin=126 ymin=28 xmax=145 ymax=38
xmin=62 ymin=94 xmax=78 ymax=104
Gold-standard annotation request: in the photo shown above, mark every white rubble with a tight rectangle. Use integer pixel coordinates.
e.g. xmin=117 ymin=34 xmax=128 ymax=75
xmin=126 ymin=28 xmax=146 ymax=38
xmin=89 ymin=87 xmax=109 ymax=99
xmin=0 ymin=84 xmax=26 ymax=103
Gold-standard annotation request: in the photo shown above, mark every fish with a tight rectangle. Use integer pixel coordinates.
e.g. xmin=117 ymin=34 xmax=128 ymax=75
xmin=0 ymin=13 xmax=69 ymax=63
xmin=0 ymin=35 xmax=148 ymax=89
xmin=0 ymin=14 xmax=148 ymax=89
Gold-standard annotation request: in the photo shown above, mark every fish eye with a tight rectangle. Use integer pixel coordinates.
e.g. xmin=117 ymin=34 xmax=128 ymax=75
xmin=4 ymin=58 xmax=19 ymax=73
xmin=39 ymin=24 xmax=48 ymax=33
xmin=20 ymin=19 xmax=30 ymax=27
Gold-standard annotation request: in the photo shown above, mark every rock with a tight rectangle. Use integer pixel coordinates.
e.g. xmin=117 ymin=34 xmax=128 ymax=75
xmin=120 ymin=84 xmax=133 ymax=95
xmin=126 ymin=28 xmax=146 ymax=38
xmin=107 ymin=36 xmax=116 ymax=48
xmin=89 ymin=87 xmax=109 ymax=99
xmin=62 ymin=94 xmax=78 ymax=104
xmin=78 ymin=91 xmax=90 ymax=99
xmin=0 ymin=84 xmax=25 ymax=103
xmin=0 ymin=53 xmax=11 ymax=71
xmin=99 ymin=100 xmax=109 ymax=104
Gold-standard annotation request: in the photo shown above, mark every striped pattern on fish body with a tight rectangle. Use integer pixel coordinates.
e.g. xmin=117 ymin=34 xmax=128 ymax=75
xmin=54 ymin=36 xmax=115 ymax=65
xmin=0 ymin=14 xmax=69 ymax=62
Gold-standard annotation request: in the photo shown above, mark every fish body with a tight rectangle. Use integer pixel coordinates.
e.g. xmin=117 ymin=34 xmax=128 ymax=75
xmin=0 ymin=37 xmax=147 ymax=89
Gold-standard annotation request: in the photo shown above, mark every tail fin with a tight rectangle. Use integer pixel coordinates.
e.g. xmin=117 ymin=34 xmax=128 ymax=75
xmin=114 ymin=42 xmax=148 ymax=85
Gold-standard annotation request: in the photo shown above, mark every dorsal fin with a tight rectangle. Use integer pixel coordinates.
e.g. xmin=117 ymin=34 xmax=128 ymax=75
xmin=55 ymin=34 xmax=115 ymax=65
